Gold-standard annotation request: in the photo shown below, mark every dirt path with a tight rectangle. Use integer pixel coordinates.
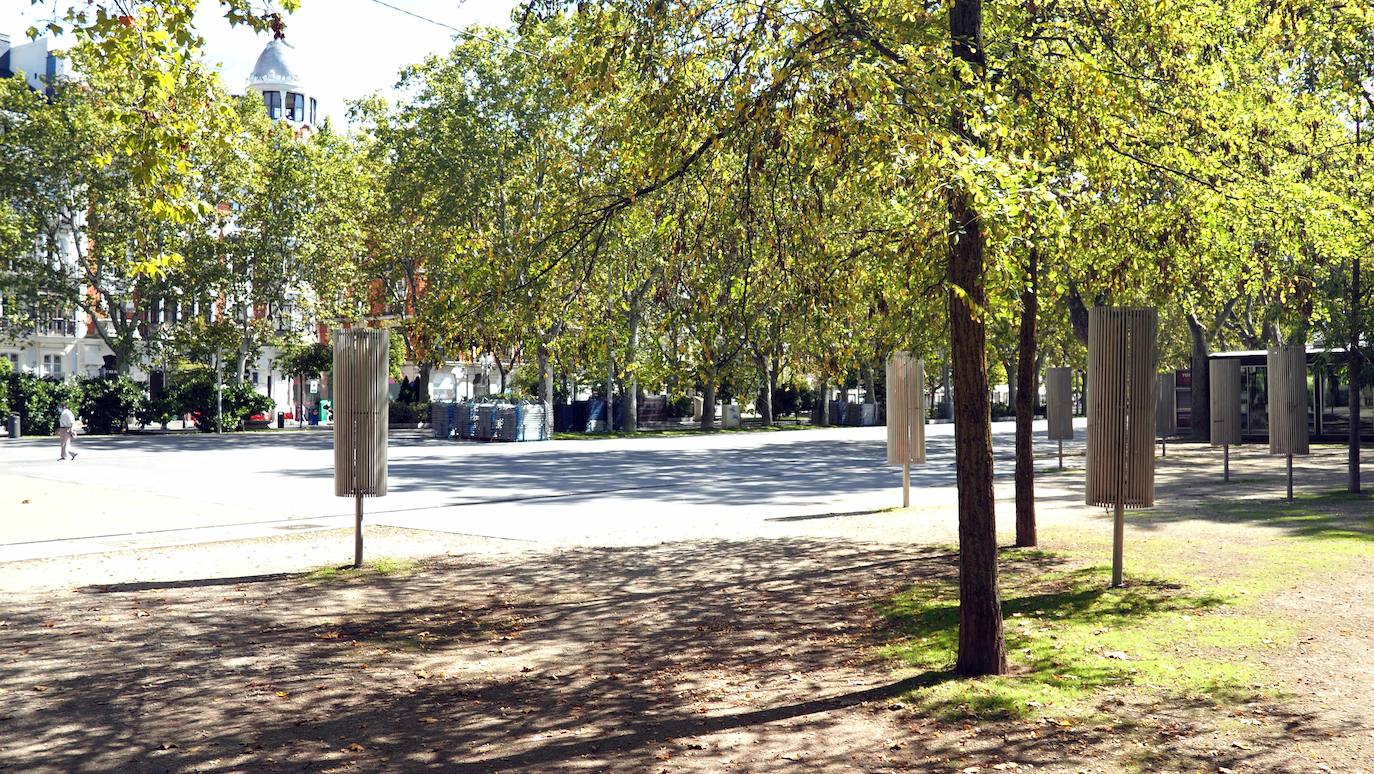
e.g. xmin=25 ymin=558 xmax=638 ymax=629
xmin=2 ymin=442 xmax=1372 ymax=772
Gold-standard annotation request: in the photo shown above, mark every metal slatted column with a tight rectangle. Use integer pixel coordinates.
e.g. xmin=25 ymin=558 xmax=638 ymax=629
xmin=1087 ymin=308 xmax=1157 ymax=588
xmin=1267 ymin=344 xmax=1309 ymax=500
xmin=1046 ymin=367 xmax=1074 ymax=469
xmin=334 ymin=328 xmax=390 ymax=568
xmin=886 ymin=352 xmax=927 ymax=508
xmin=1209 ymin=359 xmax=1242 ymax=482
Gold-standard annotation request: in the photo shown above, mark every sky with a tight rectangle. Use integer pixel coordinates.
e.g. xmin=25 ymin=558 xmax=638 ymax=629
xmin=3 ymin=1 xmax=519 ymax=125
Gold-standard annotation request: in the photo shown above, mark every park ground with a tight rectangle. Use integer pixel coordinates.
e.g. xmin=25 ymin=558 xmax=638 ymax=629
xmin=2 ymin=424 xmax=1373 ymax=772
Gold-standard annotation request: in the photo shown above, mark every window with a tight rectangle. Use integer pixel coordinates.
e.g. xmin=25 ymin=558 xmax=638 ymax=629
xmin=264 ymin=90 xmax=282 ymax=119
xmin=41 ymin=354 xmax=63 ymax=377
xmin=286 ymin=92 xmax=304 ymax=121
xmin=3 ymin=353 xmax=17 ymax=368
xmin=309 ymin=97 xmax=317 ymax=124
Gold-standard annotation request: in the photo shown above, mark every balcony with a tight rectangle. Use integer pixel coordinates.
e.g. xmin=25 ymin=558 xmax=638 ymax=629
xmin=34 ymin=318 xmax=77 ymax=337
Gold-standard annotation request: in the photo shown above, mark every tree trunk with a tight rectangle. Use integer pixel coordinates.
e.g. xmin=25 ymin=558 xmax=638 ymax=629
xmin=625 ymin=309 xmax=640 ymax=432
xmin=605 ymin=345 xmax=615 ymax=434
xmin=949 ymin=0 xmax=1007 ymax=678
xmin=537 ymin=342 xmax=554 ymax=439
xmin=767 ymin=357 xmax=779 ymax=424
xmin=863 ymin=361 xmax=877 ymax=405
xmin=941 ymin=357 xmax=952 ymax=419
xmin=818 ymin=380 xmax=830 ymax=426
xmin=1003 ymin=355 xmax=1017 ymax=412
xmin=1065 ymin=281 xmax=1091 ymax=347
xmin=1351 ymin=253 xmax=1362 ymax=493
xmin=700 ymin=379 xmax=717 ymax=431
xmin=755 ymin=352 xmax=774 ymax=425
xmin=1186 ymin=313 xmax=1210 ymax=443
xmin=414 ymin=363 xmax=431 ymax=402
xmin=1015 ymin=248 xmax=1038 ymax=548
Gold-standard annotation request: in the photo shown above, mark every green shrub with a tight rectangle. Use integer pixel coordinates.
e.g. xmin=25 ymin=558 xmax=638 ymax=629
xmin=5 ymin=373 xmax=80 ymax=435
xmin=136 ymin=395 xmax=180 ymax=429
xmin=0 ymin=358 xmax=10 ymax=418
xmin=388 ymin=400 xmax=431 ymax=424
xmin=169 ymin=370 xmax=275 ymax=432
xmin=77 ymin=376 xmax=146 ymax=434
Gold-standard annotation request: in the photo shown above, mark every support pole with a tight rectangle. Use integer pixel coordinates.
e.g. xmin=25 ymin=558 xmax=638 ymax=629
xmin=354 ymin=493 xmax=364 ymax=568
xmin=902 ymin=462 xmax=910 ymax=508
xmin=1111 ymin=490 xmax=1125 ymax=588
xmin=1223 ymin=444 xmax=1230 ymax=482
xmin=1058 ymin=440 xmax=1063 ymax=470
xmin=1286 ymin=453 xmax=1293 ymax=501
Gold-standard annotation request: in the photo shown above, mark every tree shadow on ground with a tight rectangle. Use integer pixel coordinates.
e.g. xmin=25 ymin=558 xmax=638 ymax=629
xmin=1 ymin=537 xmax=1350 ymax=773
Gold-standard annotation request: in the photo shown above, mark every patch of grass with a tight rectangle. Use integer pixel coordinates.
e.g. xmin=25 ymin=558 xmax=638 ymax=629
xmin=303 ymin=557 xmax=418 ymax=582
xmin=876 ymin=564 xmax=1277 ymax=721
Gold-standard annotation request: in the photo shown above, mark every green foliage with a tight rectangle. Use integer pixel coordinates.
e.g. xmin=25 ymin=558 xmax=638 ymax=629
xmin=387 ymin=400 xmax=431 ymax=424
xmin=0 ymin=358 xmax=10 ymax=418
xmin=76 ymin=376 xmax=147 ymax=434
xmin=135 ymin=395 xmax=180 ymax=429
xmin=5 ymin=373 xmax=80 ymax=436
xmin=168 ymin=367 xmax=274 ymax=432
xmin=278 ymin=342 xmax=333 ymax=379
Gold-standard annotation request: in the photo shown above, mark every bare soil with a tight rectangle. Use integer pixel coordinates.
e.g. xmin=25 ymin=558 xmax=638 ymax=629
xmin=2 ymin=443 xmax=1372 ymax=773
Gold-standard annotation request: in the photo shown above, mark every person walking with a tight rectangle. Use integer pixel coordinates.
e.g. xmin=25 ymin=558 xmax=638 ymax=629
xmin=57 ymin=401 xmax=78 ymax=461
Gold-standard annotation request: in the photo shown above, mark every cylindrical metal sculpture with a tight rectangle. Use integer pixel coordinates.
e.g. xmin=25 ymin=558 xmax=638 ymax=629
xmin=1155 ymin=371 xmax=1176 ymax=454
xmin=334 ymin=328 xmax=389 ymax=567
xmin=1209 ymin=358 xmax=1241 ymax=481
xmin=1046 ymin=367 xmax=1073 ymax=468
xmin=1267 ymin=343 xmax=1308 ymax=500
xmin=885 ymin=352 xmax=926 ymax=507
xmin=1086 ymin=307 xmax=1157 ymax=587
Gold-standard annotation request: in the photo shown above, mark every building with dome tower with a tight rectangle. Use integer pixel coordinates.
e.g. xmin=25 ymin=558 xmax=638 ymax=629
xmin=245 ymin=38 xmax=318 ymax=135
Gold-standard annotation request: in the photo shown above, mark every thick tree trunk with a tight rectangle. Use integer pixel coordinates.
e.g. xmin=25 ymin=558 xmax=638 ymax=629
xmin=818 ymin=380 xmax=830 ymax=426
xmin=1065 ymin=281 xmax=1091 ymax=348
xmin=1186 ymin=313 xmax=1210 ymax=443
xmin=767 ymin=358 xmax=778 ymax=424
xmin=949 ymin=0 xmax=1006 ymax=678
xmin=1014 ymin=248 xmax=1038 ymax=548
xmin=537 ymin=342 xmax=554 ymax=439
xmin=1351 ymin=254 xmax=1362 ymax=493
xmin=625 ymin=375 xmax=639 ymax=432
xmin=755 ymin=352 xmax=774 ymax=425
xmin=863 ymin=361 xmax=877 ymax=405
xmin=700 ymin=379 xmax=717 ymax=431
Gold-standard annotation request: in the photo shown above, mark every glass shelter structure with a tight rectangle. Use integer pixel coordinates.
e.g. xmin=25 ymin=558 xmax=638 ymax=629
xmin=1207 ymin=347 xmax=1374 ymax=442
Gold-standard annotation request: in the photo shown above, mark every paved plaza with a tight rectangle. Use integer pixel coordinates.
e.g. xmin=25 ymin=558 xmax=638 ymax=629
xmin=0 ymin=420 xmax=1085 ymax=562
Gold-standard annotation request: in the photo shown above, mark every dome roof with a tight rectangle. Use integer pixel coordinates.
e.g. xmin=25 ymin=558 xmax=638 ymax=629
xmin=248 ymin=39 xmax=300 ymax=86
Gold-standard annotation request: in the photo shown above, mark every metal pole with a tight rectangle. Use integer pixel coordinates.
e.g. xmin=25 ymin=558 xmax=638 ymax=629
xmin=1111 ymin=491 xmax=1124 ymax=588
xmin=354 ymin=493 xmax=364 ymax=568
xmin=1286 ymin=453 xmax=1293 ymax=501
xmin=902 ymin=462 xmax=910 ymax=508
xmin=1223 ymin=444 xmax=1230 ymax=482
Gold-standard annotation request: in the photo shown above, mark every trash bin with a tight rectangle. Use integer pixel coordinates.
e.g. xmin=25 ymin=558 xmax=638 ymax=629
xmin=277 ymin=412 xmax=285 ymax=429
xmin=6 ymin=413 xmax=19 ymax=439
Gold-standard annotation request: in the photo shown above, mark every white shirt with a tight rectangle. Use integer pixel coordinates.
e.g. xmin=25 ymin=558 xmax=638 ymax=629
xmin=58 ymin=408 xmax=75 ymax=429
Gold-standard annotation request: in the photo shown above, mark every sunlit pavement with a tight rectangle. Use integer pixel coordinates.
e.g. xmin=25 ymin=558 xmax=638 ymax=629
xmin=0 ymin=419 xmax=1087 ymax=561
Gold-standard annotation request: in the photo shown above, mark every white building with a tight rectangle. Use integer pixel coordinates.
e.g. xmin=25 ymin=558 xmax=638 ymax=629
xmin=1 ymin=36 xmax=324 ymax=420
xmin=245 ymin=38 xmax=318 ymax=134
